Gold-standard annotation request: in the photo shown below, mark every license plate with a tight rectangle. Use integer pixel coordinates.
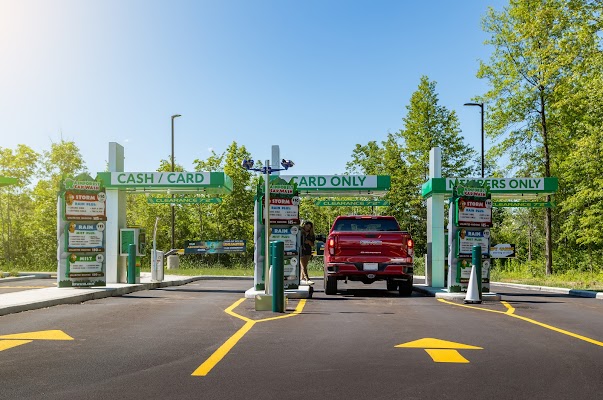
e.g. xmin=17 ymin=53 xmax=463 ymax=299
xmin=364 ymin=263 xmax=378 ymax=271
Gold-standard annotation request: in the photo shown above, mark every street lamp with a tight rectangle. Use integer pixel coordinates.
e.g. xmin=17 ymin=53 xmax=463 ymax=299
xmin=242 ymin=158 xmax=295 ymax=292
xmin=171 ymin=114 xmax=181 ymax=250
xmin=464 ymin=102 xmax=484 ymax=178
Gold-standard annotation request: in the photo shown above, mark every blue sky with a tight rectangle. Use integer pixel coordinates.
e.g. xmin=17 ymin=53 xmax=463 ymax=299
xmin=0 ymin=0 xmax=506 ymax=177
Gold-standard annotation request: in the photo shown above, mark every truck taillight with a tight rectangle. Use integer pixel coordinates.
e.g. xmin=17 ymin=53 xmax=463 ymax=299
xmin=406 ymin=239 xmax=414 ymax=256
xmin=328 ymin=237 xmax=336 ymax=255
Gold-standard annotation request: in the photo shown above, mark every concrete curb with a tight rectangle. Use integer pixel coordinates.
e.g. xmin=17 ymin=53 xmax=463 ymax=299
xmin=412 ymin=280 xmax=603 ymax=300
xmin=0 ymin=275 xmax=261 ymax=317
xmin=0 ymin=275 xmax=38 ymax=282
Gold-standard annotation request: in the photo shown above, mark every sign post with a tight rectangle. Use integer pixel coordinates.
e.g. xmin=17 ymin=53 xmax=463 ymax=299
xmin=448 ymin=180 xmax=492 ymax=293
xmin=57 ymin=175 xmax=107 ymax=288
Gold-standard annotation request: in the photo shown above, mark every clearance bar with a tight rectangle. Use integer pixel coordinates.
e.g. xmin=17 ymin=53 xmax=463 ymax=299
xmin=315 ymin=200 xmax=390 ymax=206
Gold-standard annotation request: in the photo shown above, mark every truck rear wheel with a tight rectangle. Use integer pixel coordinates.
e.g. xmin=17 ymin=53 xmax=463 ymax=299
xmin=398 ymin=281 xmax=413 ymax=297
xmin=324 ymin=272 xmax=337 ymax=295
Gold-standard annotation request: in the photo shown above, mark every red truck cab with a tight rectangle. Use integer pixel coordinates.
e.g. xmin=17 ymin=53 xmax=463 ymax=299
xmin=323 ymin=215 xmax=414 ymax=296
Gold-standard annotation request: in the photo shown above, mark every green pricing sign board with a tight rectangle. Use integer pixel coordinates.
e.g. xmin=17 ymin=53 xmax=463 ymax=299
xmin=65 ymin=254 xmax=105 ymax=286
xmin=315 ymin=200 xmax=390 ymax=206
xmin=58 ymin=175 xmax=107 ymax=288
xmin=147 ymin=197 xmax=222 ymax=204
xmin=455 ymin=198 xmax=493 ymax=228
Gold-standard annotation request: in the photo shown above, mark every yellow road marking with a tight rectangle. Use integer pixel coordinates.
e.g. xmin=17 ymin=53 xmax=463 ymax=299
xmin=192 ymin=298 xmax=307 ymax=377
xmin=0 ymin=330 xmax=74 ymax=341
xmin=396 ymin=338 xmax=482 ymax=363
xmin=425 ymin=349 xmax=470 ymax=363
xmin=438 ymin=298 xmax=603 ymax=347
xmin=396 ymin=338 xmax=482 ymax=350
xmin=0 ymin=340 xmax=33 ymax=352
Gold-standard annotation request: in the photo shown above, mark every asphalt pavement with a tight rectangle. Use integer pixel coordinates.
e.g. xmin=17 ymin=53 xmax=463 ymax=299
xmin=1 ymin=272 xmax=601 ymax=317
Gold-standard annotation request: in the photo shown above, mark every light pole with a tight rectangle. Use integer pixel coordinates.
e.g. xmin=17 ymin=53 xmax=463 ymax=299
xmin=464 ymin=102 xmax=484 ymax=178
xmin=242 ymin=158 xmax=294 ymax=292
xmin=171 ymin=114 xmax=181 ymax=250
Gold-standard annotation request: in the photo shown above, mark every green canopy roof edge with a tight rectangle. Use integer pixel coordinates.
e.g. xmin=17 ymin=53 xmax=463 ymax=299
xmin=95 ymin=171 xmax=233 ymax=194
xmin=0 ymin=176 xmax=18 ymax=187
xmin=422 ymin=177 xmax=558 ymax=199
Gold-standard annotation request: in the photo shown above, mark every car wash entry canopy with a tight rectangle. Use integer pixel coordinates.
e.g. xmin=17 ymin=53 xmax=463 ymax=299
xmin=96 ymin=171 xmax=233 ymax=194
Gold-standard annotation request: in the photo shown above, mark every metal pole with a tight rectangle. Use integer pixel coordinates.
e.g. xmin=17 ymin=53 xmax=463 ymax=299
xmin=264 ymin=160 xmax=271 ymax=292
xmin=472 ymin=245 xmax=482 ymax=300
xmin=480 ymin=103 xmax=484 ymax=178
xmin=127 ymin=244 xmax=136 ymax=284
xmin=171 ymin=114 xmax=181 ymax=250
xmin=272 ymin=241 xmax=285 ymax=313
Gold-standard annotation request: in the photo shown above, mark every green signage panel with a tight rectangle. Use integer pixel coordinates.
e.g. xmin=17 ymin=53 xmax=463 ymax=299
xmin=422 ymin=177 xmax=558 ymax=198
xmin=315 ymin=200 xmax=390 ymax=206
xmin=493 ymin=201 xmax=553 ymax=208
xmin=147 ymin=197 xmax=222 ymax=204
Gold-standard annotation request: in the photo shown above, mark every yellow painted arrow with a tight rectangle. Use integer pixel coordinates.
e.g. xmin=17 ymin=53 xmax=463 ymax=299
xmin=396 ymin=338 xmax=483 ymax=363
xmin=0 ymin=330 xmax=74 ymax=353
xmin=0 ymin=330 xmax=74 ymax=341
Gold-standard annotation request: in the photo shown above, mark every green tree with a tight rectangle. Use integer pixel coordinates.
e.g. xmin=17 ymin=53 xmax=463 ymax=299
xmin=0 ymin=145 xmax=39 ymax=266
xmin=477 ymin=0 xmax=602 ymax=274
xmin=28 ymin=141 xmax=87 ymax=268
xmin=347 ymin=77 xmax=475 ymax=255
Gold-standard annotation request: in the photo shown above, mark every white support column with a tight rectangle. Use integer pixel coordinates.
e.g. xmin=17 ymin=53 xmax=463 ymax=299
xmin=271 ymin=145 xmax=280 ymax=176
xmin=105 ymin=142 xmax=127 ymax=283
xmin=426 ymin=147 xmax=445 ymax=287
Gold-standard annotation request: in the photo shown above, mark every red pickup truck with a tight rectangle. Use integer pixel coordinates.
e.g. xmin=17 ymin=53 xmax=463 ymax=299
xmin=323 ymin=215 xmax=414 ymax=296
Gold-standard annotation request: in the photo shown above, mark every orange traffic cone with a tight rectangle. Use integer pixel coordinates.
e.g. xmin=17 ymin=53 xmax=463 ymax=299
xmin=464 ymin=264 xmax=482 ymax=304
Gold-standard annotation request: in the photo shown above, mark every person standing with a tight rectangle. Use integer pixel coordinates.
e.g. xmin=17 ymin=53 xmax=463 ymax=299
xmin=300 ymin=221 xmax=316 ymax=285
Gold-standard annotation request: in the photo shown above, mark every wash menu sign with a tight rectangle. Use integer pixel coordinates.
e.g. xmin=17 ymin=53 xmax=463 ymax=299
xmin=57 ymin=176 xmax=107 ymax=288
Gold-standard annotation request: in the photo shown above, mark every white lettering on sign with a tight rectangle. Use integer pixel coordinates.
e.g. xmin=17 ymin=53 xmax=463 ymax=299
xmin=111 ymin=172 xmax=210 ymax=186
xmin=447 ymin=178 xmax=544 ymax=192
xmin=281 ymin=175 xmax=377 ymax=189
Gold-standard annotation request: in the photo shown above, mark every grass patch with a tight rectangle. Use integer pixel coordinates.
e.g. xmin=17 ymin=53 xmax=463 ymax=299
xmin=491 ymin=269 xmax=603 ymax=291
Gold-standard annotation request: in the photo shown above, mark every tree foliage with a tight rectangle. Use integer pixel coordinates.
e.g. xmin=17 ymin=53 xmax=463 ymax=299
xmin=477 ymin=0 xmax=602 ymax=274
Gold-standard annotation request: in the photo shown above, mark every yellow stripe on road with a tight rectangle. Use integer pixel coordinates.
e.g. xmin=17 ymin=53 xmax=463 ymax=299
xmin=191 ymin=320 xmax=256 ymax=377
xmin=0 ymin=340 xmax=32 ymax=352
xmin=438 ymin=299 xmax=603 ymax=347
xmin=192 ymin=298 xmax=307 ymax=377
xmin=425 ymin=349 xmax=470 ymax=363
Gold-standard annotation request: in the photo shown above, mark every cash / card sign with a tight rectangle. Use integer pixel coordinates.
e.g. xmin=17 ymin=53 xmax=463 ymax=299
xmin=267 ymin=197 xmax=300 ymax=225
xmin=66 ymin=222 xmax=105 ymax=252
xmin=457 ymin=228 xmax=490 ymax=257
xmin=456 ymin=198 xmax=492 ymax=227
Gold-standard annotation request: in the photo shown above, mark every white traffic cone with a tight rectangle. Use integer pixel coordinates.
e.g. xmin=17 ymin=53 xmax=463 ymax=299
xmin=464 ymin=264 xmax=482 ymax=304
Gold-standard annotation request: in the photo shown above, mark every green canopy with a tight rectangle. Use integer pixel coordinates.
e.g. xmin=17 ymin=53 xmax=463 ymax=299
xmin=0 ymin=176 xmax=18 ymax=187
xmin=96 ymin=172 xmax=233 ymax=194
